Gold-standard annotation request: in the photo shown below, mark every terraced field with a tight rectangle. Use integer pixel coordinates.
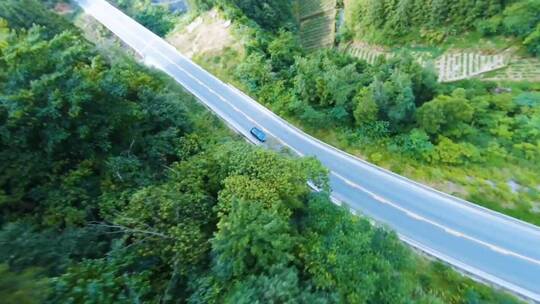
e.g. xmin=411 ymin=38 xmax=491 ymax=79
xmin=482 ymin=58 xmax=540 ymax=82
xmin=299 ymin=0 xmax=336 ymax=52
xmin=345 ymin=42 xmax=391 ymax=64
xmin=436 ymin=53 xmax=508 ymax=82
xmin=299 ymin=0 xmax=336 ymax=19
xmin=346 ymin=43 xmax=514 ymax=83
xmin=300 ymin=10 xmax=336 ymax=51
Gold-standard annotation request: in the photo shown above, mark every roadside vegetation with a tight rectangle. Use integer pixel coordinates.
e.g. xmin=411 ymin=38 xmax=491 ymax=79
xmin=0 ymin=0 xmax=525 ymax=303
xmin=108 ymin=0 xmax=181 ymax=36
xmin=177 ymin=0 xmax=540 ymax=226
xmin=233 ymin=36 xmax=540 ymax=225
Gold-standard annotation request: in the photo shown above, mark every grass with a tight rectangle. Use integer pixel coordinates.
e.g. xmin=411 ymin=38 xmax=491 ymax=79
xmin=193 ymin=46 xmax=245 ymax=84
xmin=442 ymin=31 xmax=517 ymax=53
xmin=304 ymin=126 xmax=540 ymax=226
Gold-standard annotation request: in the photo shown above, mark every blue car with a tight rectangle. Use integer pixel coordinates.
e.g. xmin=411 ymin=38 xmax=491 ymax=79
xmin=250 ymin=127 xmax=267 ymax=143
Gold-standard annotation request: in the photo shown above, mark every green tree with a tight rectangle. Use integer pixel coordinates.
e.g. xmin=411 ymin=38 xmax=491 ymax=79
xmin=502 ymin=0 xmax=540 ymax=37
xmin=219 ymin=0 xmax=294 ymax=31
xmin=112 ymin=178 xmax=215 ymax=272
xmin=0 ymin=222 xmax=109 ymax=276
xmin=432 ymin=136 xmax=480 ymax=164
xmin=300 ymin=194 xmax=413 ymax=303
xmin=267 ymin=30 xmax=302 ymax=73
xmin=392 ymin=128 xmax=434 ymax=161
xmin=235 ymin=53 xmax=273 ymax=92
xmin=0 ymin=0 xmax=69 ymax=35
xmin=354 ymin=87 xmax=379 ymax=126
xmin=224 ymin=264 xmax=325 ymax=304
xmin=134 ymin=4 xmax=175 ymax=36
xmin=0 ymin=26 xmax=192 ymax=223
xmin=524 ymin=24 xmax=540 ymax=56
xmin=367 ymin=72 xmax=416 ymax=128
xmin=191 ymin=0 xmax=216 ymax=11
xmin=111 ymin=0 xmax=177 ymax=36
xmin=0 ymin=19 xmax=8 ymax=49
xmin=417 ymin=89 xmax=475 ymax=138
xmin=211 ymin=200 xmax=295 ymax=280
xmin=0 ymin=264 xmax=49 ymax=304
xmin=292 ymin=50 xmax=367 ymax=126
xmin=49 ymin=256 xmax=155 ymax=304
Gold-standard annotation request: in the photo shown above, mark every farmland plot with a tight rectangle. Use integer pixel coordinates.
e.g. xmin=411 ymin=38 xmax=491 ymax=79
xmin=346 ymin=43 xmax=513 ymax=83
xmin=299 ymin=0 xmax=336 ymax=19
xmin=300 ymin=10 xmax=336 ymax=51
xmin=299 ymin=0 xmax=337 ymax=51
xmin=436 ymin=53 xmax=509 ymax=82
xmin=482 ymin=58 xmax=540 ymax=82
xmin=345 ymin=42 xmax=391 ymax=64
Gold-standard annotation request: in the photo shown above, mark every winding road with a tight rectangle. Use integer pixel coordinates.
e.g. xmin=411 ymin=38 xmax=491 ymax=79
xmin=76 ymin=0 xmax=540 ymax=301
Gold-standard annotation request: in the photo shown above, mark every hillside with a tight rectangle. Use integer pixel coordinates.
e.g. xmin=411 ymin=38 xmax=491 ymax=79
xmin=0 ymin=0 xmax=536 ymax=303
xmin=342 ymin=0 xmax=540 ymax=82
xmin=159 ymin=0 xmax=540 ymax=227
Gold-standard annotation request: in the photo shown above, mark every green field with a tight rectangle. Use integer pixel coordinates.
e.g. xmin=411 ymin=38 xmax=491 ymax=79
xmin=300 ymin=10 xmax=336 ymax=51
xmin=298 ymin=0 xmax=337 ymax=51
xmin=345 ymin=43 xmax=519 ymax=83
xmin=298 ymin=0 xmax=335 ymax=19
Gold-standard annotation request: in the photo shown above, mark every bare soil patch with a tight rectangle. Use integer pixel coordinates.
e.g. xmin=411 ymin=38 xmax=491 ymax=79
xmin=166 ymin=9 xmax=239 ymax=58
xmin=54 ymin=2 xmax=74 ymax=15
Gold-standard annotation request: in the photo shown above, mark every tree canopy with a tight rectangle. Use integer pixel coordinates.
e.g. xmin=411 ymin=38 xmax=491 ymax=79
xmin=0 ymin=1 xmax=526 ymax=303
xmin=347 ymin=0 xmax=540 ymax=57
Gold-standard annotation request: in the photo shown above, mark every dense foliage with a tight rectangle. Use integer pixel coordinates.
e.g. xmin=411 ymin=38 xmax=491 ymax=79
xmin=110 ymin=0 xmax=178 ymax=36
xmin=346 ymin=0 xmax=540 ymax=56
xmin=0 ymin=0 xmax=70 ymax=36
xmin=111 ymin=0 xmax=294 ymax=35
xmin=221 ymin=0 xmax=294 ymax=30
xmin=237 ymin=31 xmax=439 ymax=132
xmin=0 ymin=1 xmax=525 ymax=303
xmin=479 ymin=0 xmax=540 ymax=56
xmin=191 ymin=0 xmax=294 ymax=31
xmin=230 ymin=11 xmax=540 ymax=224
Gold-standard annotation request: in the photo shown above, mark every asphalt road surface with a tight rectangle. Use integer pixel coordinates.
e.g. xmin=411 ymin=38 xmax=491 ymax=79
xmin=76 ymin=0 xmax=540 ymax=301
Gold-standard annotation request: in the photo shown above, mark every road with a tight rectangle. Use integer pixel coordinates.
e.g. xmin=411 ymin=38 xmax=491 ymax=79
xmin=76 ymin=0 xmax=540 ymax=301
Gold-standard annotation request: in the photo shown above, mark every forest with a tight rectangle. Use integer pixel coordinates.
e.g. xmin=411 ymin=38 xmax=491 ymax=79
xmin=0 ymin=0 xmax=531 ymax=303
xmin=175 ymin=0 xmax=540 ymax=225
xmin=227 ymin=34 xmax=540 ymax=224
xmin=345 ymin=0 xmax=540 ymax=56
xmin=111 ymin=0 xmax=294 ymax=34
xmin=110 ymin=0 xmax=179 ymax=36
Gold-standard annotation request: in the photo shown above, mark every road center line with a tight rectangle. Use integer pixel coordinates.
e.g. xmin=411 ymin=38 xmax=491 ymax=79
xmin=330 ymin=171 xmax=540 ymax=266
xmin=81 ymin=0 xmax=540 ymax=268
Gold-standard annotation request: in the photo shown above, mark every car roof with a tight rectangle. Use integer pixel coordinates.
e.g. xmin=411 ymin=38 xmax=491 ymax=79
xmin=252 ymin=127 xmax=266 ymax=138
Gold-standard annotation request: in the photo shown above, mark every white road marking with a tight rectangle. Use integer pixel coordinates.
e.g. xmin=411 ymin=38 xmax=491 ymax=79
xmin=331 ymin=171 xmax=540 ymax=267
xmin=79 ymin=0 xmax=540 ymax=272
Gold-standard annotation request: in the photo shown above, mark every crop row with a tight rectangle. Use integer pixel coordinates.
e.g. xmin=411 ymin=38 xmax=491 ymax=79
xmin=300 ymin=10 xmax=336 ymax=51
xmin=346 ymin=44 xmax=515 ymax=82
xmin=483 ymin=58 xmax=540 ymax=82
xmin=299 ymin=0 xmax=336 ymax=19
